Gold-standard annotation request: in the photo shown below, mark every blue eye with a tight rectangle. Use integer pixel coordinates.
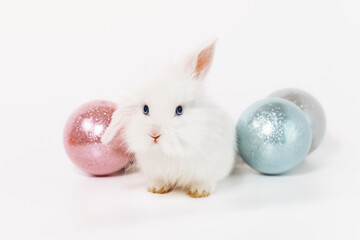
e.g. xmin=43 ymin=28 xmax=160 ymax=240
xmin=175 ymin=105 xmax=183 ymax=116
xmin=143 ymin=105 xmax=149 ymax=115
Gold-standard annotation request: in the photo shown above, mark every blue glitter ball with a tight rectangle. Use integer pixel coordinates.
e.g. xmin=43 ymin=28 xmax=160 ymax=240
xmin=236 ymin=98 xmax=312 ymax=175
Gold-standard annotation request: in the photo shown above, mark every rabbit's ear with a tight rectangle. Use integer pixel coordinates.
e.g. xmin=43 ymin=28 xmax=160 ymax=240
xmin=185 ymin=40 xmax=217 ymax=81
xmin=101 ymin=109 xmax=123 ymax=144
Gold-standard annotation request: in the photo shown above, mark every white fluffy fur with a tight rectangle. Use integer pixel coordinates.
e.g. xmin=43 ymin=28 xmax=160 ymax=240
xmin=102 ymin=41 xmax=236 ymax=197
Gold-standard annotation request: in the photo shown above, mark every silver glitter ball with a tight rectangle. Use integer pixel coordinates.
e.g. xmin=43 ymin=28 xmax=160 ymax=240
xmin=269 ymin=88 xmax=326 ymax=153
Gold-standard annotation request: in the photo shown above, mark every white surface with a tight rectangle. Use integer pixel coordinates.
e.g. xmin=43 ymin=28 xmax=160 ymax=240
xmin=1 ymin=0 xmax=359 ymax=239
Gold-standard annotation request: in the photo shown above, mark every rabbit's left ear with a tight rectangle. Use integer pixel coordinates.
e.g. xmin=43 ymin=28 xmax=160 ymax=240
xmin=101 ymin=108 xmax=124 ymax=144
xmin=185 ymin=40 xmax=216 ymax=81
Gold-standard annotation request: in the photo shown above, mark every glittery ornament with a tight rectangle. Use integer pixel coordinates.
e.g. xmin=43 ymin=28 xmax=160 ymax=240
xmin=269 ymin=88 xmax=326 ymax=153
xmin=63 ymin=100 xmax=133 ymax=176
xmin=236 ymin=98 xmax=312 ymax=175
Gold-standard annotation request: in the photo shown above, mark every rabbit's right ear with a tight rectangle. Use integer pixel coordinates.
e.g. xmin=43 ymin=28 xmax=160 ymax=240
xmin=101 ymin=109 xmax=124 ymax=144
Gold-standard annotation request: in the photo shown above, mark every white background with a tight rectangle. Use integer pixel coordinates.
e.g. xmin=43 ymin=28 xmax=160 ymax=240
xmin=1 ymin=0 xmax=359 ymax=239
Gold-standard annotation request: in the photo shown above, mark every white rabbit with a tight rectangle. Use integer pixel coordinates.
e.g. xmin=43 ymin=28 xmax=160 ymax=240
xmin=102 ymin=41 xmax=236 ymax=198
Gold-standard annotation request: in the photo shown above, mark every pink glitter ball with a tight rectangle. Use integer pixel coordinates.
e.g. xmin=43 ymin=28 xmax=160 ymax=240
xmin=63 ymin=100 xmax=133 ymax=176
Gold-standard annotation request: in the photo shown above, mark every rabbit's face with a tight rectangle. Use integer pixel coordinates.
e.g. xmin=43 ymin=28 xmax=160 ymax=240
xmin=124 ymin=71 xmax=205 ymax=156
xmin=101 ymin=40 xmax=217 ymax=157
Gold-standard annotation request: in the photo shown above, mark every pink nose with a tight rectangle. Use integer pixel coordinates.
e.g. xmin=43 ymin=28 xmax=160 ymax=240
xmin=152 ymin=135 xmax=160 ymax=140
xmin=149 ymin=133 xmax=161 ymax=143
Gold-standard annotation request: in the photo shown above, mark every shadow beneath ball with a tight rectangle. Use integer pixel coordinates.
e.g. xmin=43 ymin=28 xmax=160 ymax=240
xmin=279 ymin=160 xmax=317 ymax=176
xmin=93 ymin=168 xmax=128 ymax=178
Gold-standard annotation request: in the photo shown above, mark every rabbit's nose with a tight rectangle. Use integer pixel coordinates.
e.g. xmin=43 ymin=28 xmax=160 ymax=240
xmin=149 ymin=128 xmax=161 ymax=143
xmin=151 ymin=134 xmax=161 ymax=140
xmin=149 ymin=132 xmax=161 ymax=143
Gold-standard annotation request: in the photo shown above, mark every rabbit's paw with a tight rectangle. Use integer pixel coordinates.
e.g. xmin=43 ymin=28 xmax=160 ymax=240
xmin=147 ymin=180 xmax=173 ymax=194
xmin=187 ymin=184 xmax=212 ymax=198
